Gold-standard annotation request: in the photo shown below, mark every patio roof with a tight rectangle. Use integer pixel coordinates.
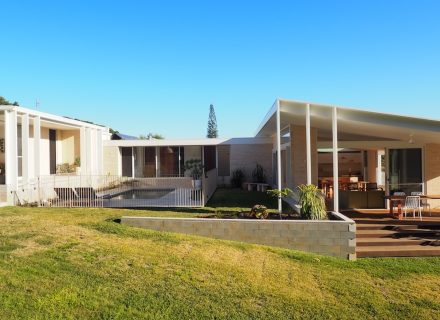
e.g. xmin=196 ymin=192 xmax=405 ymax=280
xmin=0 ymin=105 xmax=107 ymax=130
xmin=103 ymin=137 xmax=272 ymax=147
xmin=255 ymin=99 xmax=440 ymax=144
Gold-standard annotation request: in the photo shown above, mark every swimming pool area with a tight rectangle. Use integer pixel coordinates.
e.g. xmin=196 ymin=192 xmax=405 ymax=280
xmin=109 ymin=189 xmax=174 ymax=200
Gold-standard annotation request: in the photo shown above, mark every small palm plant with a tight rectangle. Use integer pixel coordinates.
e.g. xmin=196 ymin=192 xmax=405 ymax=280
xmin=296 ymin=184 xmax=327 ymax=220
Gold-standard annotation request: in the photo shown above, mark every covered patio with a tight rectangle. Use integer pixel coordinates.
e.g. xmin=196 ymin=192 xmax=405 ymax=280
xmin=256 ymin=99 xmax=440 ymax=217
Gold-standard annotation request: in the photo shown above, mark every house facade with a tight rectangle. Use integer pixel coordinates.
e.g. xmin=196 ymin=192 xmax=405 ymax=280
xmin=0 ymin=105 xmax=109 ymax=205
xmin=4 ymin=99 xmax=440 ymax=211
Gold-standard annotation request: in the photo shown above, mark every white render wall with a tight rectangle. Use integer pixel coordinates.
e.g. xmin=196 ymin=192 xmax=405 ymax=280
xmin=3 ymin=108 xmax=107 ymax=204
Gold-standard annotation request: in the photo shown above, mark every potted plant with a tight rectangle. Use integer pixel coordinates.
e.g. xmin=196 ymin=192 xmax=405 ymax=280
xmin=184 ymin=159 xmax=203 ymax=189
xmin=74 ymin=157 xmax=81 ymax=175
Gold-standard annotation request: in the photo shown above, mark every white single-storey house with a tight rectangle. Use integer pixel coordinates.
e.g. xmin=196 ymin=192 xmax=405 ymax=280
xmin=0 ymin=105 xmax=110 ymax=205
xmin=4 ymin=99 xmax=440 ymax=213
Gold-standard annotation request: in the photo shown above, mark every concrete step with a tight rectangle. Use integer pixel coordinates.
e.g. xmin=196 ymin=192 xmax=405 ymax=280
xmin=356 ymin=245 xmax=440 ymax=258
xmin=357 ymin=224 xmax=440 ymax=231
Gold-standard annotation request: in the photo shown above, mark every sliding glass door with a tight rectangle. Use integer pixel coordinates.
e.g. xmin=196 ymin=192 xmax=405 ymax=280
xmin=387 ymin=148 xmax=423 ymax=195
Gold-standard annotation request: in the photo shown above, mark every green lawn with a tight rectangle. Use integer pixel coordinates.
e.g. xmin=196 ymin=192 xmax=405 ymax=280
xmin=0 ymin=204 xmax=439 ymax=319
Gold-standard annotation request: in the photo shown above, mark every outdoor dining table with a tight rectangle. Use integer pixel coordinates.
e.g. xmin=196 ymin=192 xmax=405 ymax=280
xmin=385 ymin=194 xmax=440 ymax=219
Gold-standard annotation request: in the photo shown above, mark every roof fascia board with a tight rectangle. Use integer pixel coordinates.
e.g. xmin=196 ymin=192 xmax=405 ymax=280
xmin=1 ymin=105 xmax=106 ymax=129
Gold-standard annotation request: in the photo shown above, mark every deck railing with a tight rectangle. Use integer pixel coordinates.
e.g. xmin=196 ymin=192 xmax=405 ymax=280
xmin=13 ymin=175 xmax=203 ymax=208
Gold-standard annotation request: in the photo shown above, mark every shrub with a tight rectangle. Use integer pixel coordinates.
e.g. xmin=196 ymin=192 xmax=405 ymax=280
xmin=252 ymin=163 xmax=266 ymax=183
xmin=184 ymin=159 xmax=203 ymax=179
xmin=56 ymin=163 xmax=76 ymax=174
xmin=267 ymin=188 xmax=292 ymax=199
xmin=230 ymin=169 xmax=245 ymax=188
xmin=297 ymin=184 xmax=327 ymax=220
xmin=248 ymin=205 xmax=269 ymax=219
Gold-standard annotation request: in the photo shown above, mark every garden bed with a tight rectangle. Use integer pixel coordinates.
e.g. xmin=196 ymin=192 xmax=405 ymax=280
xmin=121 ymin=212 xmax=356 ymax=260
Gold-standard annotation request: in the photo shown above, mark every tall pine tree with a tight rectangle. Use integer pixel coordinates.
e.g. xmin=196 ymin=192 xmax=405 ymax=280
xmin=206 ymin=104 xmax=218 ymax=138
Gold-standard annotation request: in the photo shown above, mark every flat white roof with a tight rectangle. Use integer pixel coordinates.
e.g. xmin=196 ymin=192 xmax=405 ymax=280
xmin=0 ymin=105 xmax=107 ymax=130
xmin=255 ymin=98 xmax=440 ymax=144
xmin=104 ymin=137 xmax=272 ymax=147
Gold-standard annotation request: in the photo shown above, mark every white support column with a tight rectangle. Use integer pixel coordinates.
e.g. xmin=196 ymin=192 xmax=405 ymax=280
xmin=131 ymin=147 xmax=135 ymax=178
xmin=5 ymin=109 xmax=18 ymax=190
xmin=33 ymin=116 xmax=41 ymax=179
xmin=96 ymin=129 xmax=103 ymax=175
xmin=155 ymin=147 xmax=159 ymax=177
xmin=332 ymin=106 xmax=339 ymax=212
xmin=21 ymin=114 xmax=30 ymax=184
xmin=305 ymin=103 xmax=312 ymax=185
xmin=85 ymin=127 xmax=92 ymax=175
xmin=276 ymin=100 xmax=282 ymax=213
xmin=80 ymin=127 xmax=87 ymax=174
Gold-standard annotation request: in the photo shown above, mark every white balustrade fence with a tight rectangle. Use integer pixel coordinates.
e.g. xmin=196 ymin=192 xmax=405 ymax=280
xmin=13 ymin=175 xmax=203 ymax=208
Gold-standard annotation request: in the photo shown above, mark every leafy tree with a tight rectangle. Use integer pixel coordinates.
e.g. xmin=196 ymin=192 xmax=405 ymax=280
xmin=0 ymin=96 xmax=19 ymax=106
xmin=206 ymin=104 xmax=218 ymax=138
xmin=109 ymin=128 xmax=119 ymax=134
xmin=140 ymin=133 xmax=165 ymax=140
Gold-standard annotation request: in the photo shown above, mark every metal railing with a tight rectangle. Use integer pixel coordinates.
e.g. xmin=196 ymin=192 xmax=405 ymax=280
xmin=14 ymin=175 xmax=203 ymax=208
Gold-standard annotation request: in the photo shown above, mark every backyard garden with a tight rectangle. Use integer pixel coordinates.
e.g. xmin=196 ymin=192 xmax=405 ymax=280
xmin=0 ymin=189 xmax=439 ymax=319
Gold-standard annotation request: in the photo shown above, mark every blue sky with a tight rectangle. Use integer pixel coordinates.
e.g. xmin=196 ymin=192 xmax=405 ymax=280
xmin=1 ymin=1 xmax=439 ymax=138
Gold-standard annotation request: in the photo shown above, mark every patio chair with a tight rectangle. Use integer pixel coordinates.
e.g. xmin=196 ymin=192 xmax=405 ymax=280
xmin=402 ymin=196 xmax=422 ymax=220
xmin=54 ymin=187 xmax=77 ymax=200
xmin=75 ymin=187 xmax=100 ymax=199
xmin=53 ymin=187 xmax=78 ymax=206
xmin=75 ymin=187 xmax=108 ymax=206
xmin=411 ymin=191 xmax=431 ymax=216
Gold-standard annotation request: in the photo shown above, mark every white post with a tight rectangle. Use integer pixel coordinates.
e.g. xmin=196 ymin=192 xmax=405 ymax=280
xmin=96 ymin=129 xmax=103 ymax=175
xmin=33 ymin=116 xmax=41 ymax=179
xmin=85 ymin=127 xmax=92 ymax=175
xmin=155 ymin=147 xmax=159 ymax=177
xmin=21 ymin=113 xmax=30 ymax=185
xmin=306 ymin=103 xmax=312 ymax=185
xmin=332 ymin=107 xmax=339 ymax=212
xmin=276 ymin=100 xmax=282 ymax=214
xmin=5 ymin=109 xmax=18 ymax=190
xmin=131 ymin=147 xmax=135 ymax=178
xmin=80 ymin=126 xmax=87 ymax=174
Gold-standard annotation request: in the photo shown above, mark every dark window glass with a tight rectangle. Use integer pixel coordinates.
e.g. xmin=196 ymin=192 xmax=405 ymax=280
xmin=144 ymin=147 xmax=156 ymax=177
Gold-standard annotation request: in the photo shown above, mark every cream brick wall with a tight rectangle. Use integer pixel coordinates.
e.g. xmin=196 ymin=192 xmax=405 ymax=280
xmin=121 ymin=213 xmax=356 ymax=260
xmin=228 ymin=143 xmax=273 ymax=185
xmin=290 ymin=125 xmax=318 ymax=187
xmin=60 ymin=130 xmax=80 ymax=165
xmin=103 ymin=146 xmax=120 ymax=175
xmin=425 ymin=143 xmax=440 ymax=207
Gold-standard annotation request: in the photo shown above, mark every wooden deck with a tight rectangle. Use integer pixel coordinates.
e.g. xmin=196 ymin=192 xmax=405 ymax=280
xmin=342 ymin=210 xmax=440 ymax=258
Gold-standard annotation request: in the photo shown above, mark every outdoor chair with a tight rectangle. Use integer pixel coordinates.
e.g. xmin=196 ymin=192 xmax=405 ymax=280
xmin=53 ymin=187 xmax=79 ymax=206
xmin=75 ymin=187 xmax=108 ymax=206
xmin=411 ymin=191 xmax=431 ymax=216
xmin=75 ymin=187 xmax=101 ymax=199
xmin=391 ymin=191 xmax=407 ymax=213
xmin=402 ymin=196 xmax=422 ymax=220
xmin=54 ymin=187 xmax=77 ymax=200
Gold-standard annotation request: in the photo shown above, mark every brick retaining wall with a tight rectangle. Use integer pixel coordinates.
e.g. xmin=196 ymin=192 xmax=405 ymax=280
xmin=121 ymin=212 xmax=356 ymax=260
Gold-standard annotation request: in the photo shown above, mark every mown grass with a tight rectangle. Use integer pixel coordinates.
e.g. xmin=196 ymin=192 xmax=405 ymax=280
xmin=0 ymin=202 xmax=439 ymax=319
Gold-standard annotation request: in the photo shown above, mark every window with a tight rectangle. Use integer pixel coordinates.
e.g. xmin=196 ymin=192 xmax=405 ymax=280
xmin=217 ymin=145 xmax=230 ymax=176
xmin=203 ymin=146 xmax=216 ymax=172
xmin=144 ymin=147 xmax=156 ymax=177
xmin=160 ymin=147 xmax=184 ymax=177
xmin=388 ymin=148 xmax=422 ymax=194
